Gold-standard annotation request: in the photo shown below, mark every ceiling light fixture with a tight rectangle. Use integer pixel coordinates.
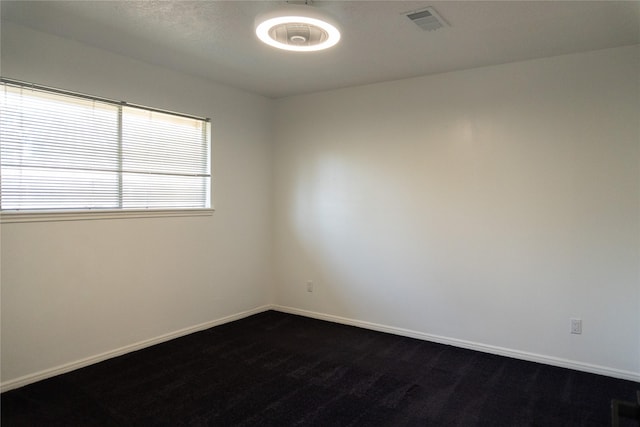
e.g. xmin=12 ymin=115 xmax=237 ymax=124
xmin=255 ymin=4 xmax=341 ymax=52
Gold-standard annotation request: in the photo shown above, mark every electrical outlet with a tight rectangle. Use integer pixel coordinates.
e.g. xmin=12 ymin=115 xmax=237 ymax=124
xmin=306 ymin=280 xmax=313 ymax=292
xmin=570 ymin=318 xmax=582 ymax=334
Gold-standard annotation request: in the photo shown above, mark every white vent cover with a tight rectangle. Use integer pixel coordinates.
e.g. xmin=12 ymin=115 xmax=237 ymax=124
xmin=405 ymin=7 xmax=448 ymax=31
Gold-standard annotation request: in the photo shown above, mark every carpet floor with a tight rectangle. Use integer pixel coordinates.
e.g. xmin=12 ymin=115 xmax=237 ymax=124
xmin=2 ymin=310 xmax=638 ymax=426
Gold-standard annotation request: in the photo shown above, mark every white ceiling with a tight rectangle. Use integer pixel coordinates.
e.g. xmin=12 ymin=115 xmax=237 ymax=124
xmin=2 ymin=1 xmax=639 ymax=99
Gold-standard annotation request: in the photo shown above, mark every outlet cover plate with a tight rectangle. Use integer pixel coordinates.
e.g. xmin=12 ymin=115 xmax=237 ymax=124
xmin=570 ymin=318 xmax=582 ymax=334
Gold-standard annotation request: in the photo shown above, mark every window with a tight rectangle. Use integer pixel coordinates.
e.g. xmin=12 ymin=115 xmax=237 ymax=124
xmin=0 ymin=79 xmax=212 ymax=221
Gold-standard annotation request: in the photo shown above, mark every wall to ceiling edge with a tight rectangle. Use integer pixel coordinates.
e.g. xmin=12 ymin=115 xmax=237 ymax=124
xmin=0 ymin=22 xmax=275 ymax=389
xmin=273 ymin=44 xmax=640 ymax=381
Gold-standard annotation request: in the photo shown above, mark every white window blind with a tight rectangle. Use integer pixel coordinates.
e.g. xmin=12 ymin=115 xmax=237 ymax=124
xmin=0 ymin=80 xmax=211 ymax=215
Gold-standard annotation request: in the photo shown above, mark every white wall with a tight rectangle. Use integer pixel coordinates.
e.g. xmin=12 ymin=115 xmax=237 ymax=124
xmin=273 ymin=45 xmax=640 ymax=379
xmin=1 ymin=23 xmax=274 ymax=386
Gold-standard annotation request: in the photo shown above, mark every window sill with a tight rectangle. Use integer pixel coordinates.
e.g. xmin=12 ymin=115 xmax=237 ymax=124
xmin=0 ymin=208 xmax=215 ymax=223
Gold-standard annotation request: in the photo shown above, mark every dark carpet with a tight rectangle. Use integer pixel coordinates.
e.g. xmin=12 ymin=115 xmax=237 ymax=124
xmin=2 ymin=310 xmax=638 ymax=426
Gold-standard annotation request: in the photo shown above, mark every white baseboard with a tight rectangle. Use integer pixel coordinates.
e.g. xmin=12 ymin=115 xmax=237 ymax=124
xmin=0 ymin=305 xmax=272 ymax=393
xmin=3 ymin=304 xmax=637 ymax=393
xmin=272 ymin=305 xmax=640 ymax=383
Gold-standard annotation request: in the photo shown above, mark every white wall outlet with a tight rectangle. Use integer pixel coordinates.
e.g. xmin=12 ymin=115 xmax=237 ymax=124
xmin=306 ymin=280 xmax=313 ymax=292
xmin=570 ymin=318 xmax=582 ymax=334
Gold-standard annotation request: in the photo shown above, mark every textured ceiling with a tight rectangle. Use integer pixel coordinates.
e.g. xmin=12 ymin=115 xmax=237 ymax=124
xmin=2 ymin=1 xmax=639 ymax=98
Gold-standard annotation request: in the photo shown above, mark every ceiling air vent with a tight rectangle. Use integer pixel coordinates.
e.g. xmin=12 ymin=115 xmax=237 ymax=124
xmin=405 ymin=7 xmax=447 ymax=31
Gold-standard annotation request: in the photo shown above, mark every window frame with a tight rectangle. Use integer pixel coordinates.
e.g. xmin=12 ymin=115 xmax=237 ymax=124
xmin=0 ymin=78 xmax=214 ymax=223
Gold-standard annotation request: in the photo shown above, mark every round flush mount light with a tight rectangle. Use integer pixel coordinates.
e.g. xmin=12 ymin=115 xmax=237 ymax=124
xmin=255 ymin=5 xmax=341 ymax=52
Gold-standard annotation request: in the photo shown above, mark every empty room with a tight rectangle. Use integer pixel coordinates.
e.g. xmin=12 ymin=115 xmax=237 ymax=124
xmin=1 ymin=1 xmax=639 ymax=425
